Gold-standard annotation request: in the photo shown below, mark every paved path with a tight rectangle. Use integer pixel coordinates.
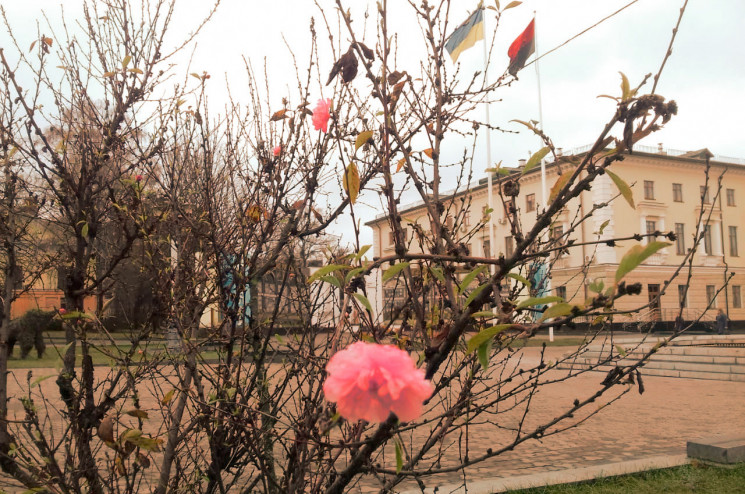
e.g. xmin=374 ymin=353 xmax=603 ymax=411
xmin=3 ymin=345 xmax=744 ymax=493
xmin=358 ymin=346 xmax=745 ymax=493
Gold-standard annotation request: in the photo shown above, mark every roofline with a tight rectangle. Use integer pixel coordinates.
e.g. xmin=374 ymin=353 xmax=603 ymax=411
xmin=364 ymin=147 xmax=745 ymax=227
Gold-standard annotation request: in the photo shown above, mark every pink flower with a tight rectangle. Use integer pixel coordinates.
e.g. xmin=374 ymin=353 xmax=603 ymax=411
xmin=324 ymin=341 xmax=433 ymax=423
xmin=58 ymin=308 xmax=67 ymax=315
xmin=273 ymin=145 xmax=281 ymax=157
xmin=312 ymin=98 xmax=331 ymax=133
xmin=135 ymin=174 xmax=143 ymax=182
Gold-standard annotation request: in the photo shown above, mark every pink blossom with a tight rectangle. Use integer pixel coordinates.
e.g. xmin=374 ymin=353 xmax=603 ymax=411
xmin=58 ymin=308 xmax=67 ymax=315
xmin=135 ymin=174 xmax=143 ymax=182
xmin=324 ymin=341 xmax=433 ymax=423
xmin=273 ymin=145 xmax=281 ymax=157
xmin=312 ymin=98 xmax=331 ymax=133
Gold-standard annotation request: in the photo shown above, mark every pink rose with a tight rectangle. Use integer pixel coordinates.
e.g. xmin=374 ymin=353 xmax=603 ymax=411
xmin=312 ymin=98 xmax=331 ymax=133
xmin=273 ymin=145 xmax=281 ymax=157
xmin=324 ymin=341 xmax=433 ymax=423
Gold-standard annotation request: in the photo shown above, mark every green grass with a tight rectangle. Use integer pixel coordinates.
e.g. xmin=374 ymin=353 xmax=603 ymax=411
xmin=511 ymin=462 xmax=745 ymax=493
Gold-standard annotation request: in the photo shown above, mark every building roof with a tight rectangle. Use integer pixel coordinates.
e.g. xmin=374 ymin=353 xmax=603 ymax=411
xmin=365 ymin=145 xmax=745 ymax=226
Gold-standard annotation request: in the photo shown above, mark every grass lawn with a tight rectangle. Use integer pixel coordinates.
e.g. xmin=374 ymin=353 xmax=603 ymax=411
xmin=511 ymin=462 xmax=745 ymax=493
xmin=7 ymin=343 xmax=222 ymax=369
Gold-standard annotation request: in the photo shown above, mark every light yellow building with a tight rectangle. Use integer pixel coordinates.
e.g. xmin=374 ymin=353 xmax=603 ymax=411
xmin=366 ymin=146 xmax=745 ymax=330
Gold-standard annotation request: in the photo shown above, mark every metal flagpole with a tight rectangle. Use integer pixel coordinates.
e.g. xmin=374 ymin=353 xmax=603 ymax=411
xmin=533 ymin=11 xmax=553 ymax=341
xmin=483 ymin=5 xmax=495 ymax=276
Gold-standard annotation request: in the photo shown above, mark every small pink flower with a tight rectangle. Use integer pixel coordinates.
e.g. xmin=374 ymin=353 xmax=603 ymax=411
xmin=273 ymin=145 xmax=281 ymax=157
xmin=324 ymin=341 xmax=433 ymax=423
xmin=135 ymin=174 xmax=143 ymax=182
xmin=58 ymin=308 xmax=67 ymax=315
xmin=312 ymin=98 xmax=331 ymax=133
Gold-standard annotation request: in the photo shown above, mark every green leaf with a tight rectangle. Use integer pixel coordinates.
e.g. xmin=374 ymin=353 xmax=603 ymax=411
xmin=605 ymin=169 xmax=635 ymax=209
xmin=549 ymin=172 xmax=572 ymax=202
xmin=122 ymin=54 xmax=132 ymax=69
xmin=510 ymin=119 xmax=536 ymax=132
xmin=516 ymin=296 xmax=564 ymax=309
xmin=382 ymin=262 xmax=410 ymax=282
xmin=503 ymin=0 xmax=522 ymax=10
xmin=81 ymin=222 xmax=89 ymax=238
xmin=588 ymin=278 xmax=605 ymax=294
xmin=395 ymin=438 xmax=404 ymax=473
xmin=471 ymin=310 xmax=497 ymax=319
xmin=464 ymin=282 xmax=489 ymax=308
xmin=615 ymin=241 xmax=671 ymax=283
xmin=506 ymin=272 xmax=531 ymax=288
xmin=353 ymin=293 xmax=373 ymax=314
xmin=30 ymin=374 xmax=55 ymax=388
xmin=161 ymin=389 xmax=175 ymax=406
xmin=522 ymin=147 xmax=550 ymax=175
xmin=307 ymin=264 xmax=350 ymax=284
xmin=429 ymin=266 xmax=445 ymax=283
xmin=354 ymin=245 xmax=372 ymax=260
xmin=616 ymin=345 xmax=628 ymax=357
xmin=477 ymin=338 xmax=492 ymax=371
xmin=458 ymin=265 xmax=488 ymax=295
xmin=619 ymin=71 xmax=630 ymax=101
xmin=345 ymin=267 xmax=366 ymax=284
xmin=343 ymin=162 xmax=360 ymax=204
xmin=320 ymin=275 xmax=342 ymax=288
xmin=355 ymin=130 xmax=374 ymax=151
xmin=539 ymin=303 xmax=574 ymax=321
xmin=467 ymin=324 xmax=512 ymax=354
xmin=124 ymin=409 xmax=149 ymax=419
xmin=598 ymin=219 xmax=610 ymax=235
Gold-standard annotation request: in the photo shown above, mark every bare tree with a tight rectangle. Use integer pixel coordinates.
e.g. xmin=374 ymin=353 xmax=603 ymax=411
xmin=0 ymin=1 xmax=716 ymax=493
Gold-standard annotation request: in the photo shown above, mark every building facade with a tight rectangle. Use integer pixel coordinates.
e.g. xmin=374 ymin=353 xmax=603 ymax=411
xmin=367 ymin=146 xmax=745 ymax=330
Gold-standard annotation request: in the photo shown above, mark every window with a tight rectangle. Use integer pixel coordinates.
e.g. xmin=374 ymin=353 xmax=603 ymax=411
xmin=672 ymin=183 xmax=683 ymax=202
xmin=552 ymin=225 xmax=564 ymax=240
xmin=733 ymin=286 xmax=742 ymax=309
xmin=706 ymin=285 xmax=716 ymax=306
xmin=446 ymin=216 xmax=454 ymax=231
xmin=526 ymin=193 xmax=536 ymax=212
xmin=726 ymin=188 xmax=736 ymax=206
xmin=482 ymin=239 xmax=491 ymax=258
xmin=645 ymin=220 xmax=657 ymax=243
xmin=677 ymin=285 xmax=688 ymax=308
xmin=730 ymin=226 xmax=738 ymax=257
xmin=388 ymin=231 xmax=395 ymax=245
xmin=703 ymin=224 xmax=713 ymax=255
xmin=463 ymin=210 xmax=471 ymax=227
xmin=505 ymin=236 xmax=514 ymax=257
xmin=700 ymin=185 xmax=710 ymax=204
xmin=675 ymin=223 xmax=685 ymax=255
xmin=644 ymin=180 xmax=655 ymax=200
xmin=555 ymin=285 xmax=567 ymax=301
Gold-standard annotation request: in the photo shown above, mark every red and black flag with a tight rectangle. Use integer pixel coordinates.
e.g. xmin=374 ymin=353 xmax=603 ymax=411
xmin=507 ymin=19 xmax=535 ymax=77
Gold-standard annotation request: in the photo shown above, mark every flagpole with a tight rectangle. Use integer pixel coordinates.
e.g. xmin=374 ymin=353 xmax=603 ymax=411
xmin=533 ymin=11 xmax=553 ymax=342
xmin=482 ymin=5 xmax=495 ymax=276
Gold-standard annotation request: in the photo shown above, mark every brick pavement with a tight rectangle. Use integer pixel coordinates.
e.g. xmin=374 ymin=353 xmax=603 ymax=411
xmin=3 ymin=345 xmax=744 ymax=493
xmin=353 ymin=346 xmax=745 ymax=493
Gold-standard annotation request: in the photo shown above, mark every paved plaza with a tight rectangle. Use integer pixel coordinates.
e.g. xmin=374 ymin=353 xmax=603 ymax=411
xmin=3 ymin=345 xmax=744 ymax=493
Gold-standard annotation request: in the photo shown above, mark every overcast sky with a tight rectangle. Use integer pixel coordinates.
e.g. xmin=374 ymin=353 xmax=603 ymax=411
xmin=3 ymin=0 xmax=744 ymax=249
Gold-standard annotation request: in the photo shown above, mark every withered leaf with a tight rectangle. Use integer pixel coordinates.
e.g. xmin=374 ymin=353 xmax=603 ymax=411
xmin=270 ymin=109 xmax=288 ymax=121
xmin=98 ymin=416 xmax=115 ymax=444
xmin=326 ymin=45 xmax=358 ymax=85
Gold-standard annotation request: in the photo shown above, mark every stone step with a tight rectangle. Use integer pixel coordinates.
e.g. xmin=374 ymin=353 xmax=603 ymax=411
xmin=559 ymin=361 xmax=745 ymax=382
xmin=688 ymin=435 xmax=745 ymax=464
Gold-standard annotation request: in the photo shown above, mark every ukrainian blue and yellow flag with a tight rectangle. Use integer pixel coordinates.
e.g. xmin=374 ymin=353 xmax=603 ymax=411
xmin=445 ymin=7 xmax=484 ymax=63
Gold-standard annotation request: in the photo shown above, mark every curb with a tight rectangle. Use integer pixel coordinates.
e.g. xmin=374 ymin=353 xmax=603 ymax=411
xmin=398 ymin=454 xmax=690 ymax=494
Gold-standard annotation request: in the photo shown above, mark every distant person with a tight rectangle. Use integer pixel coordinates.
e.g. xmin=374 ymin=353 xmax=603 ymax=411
xmin=716 ymin=309 xmax=729 ymax=335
